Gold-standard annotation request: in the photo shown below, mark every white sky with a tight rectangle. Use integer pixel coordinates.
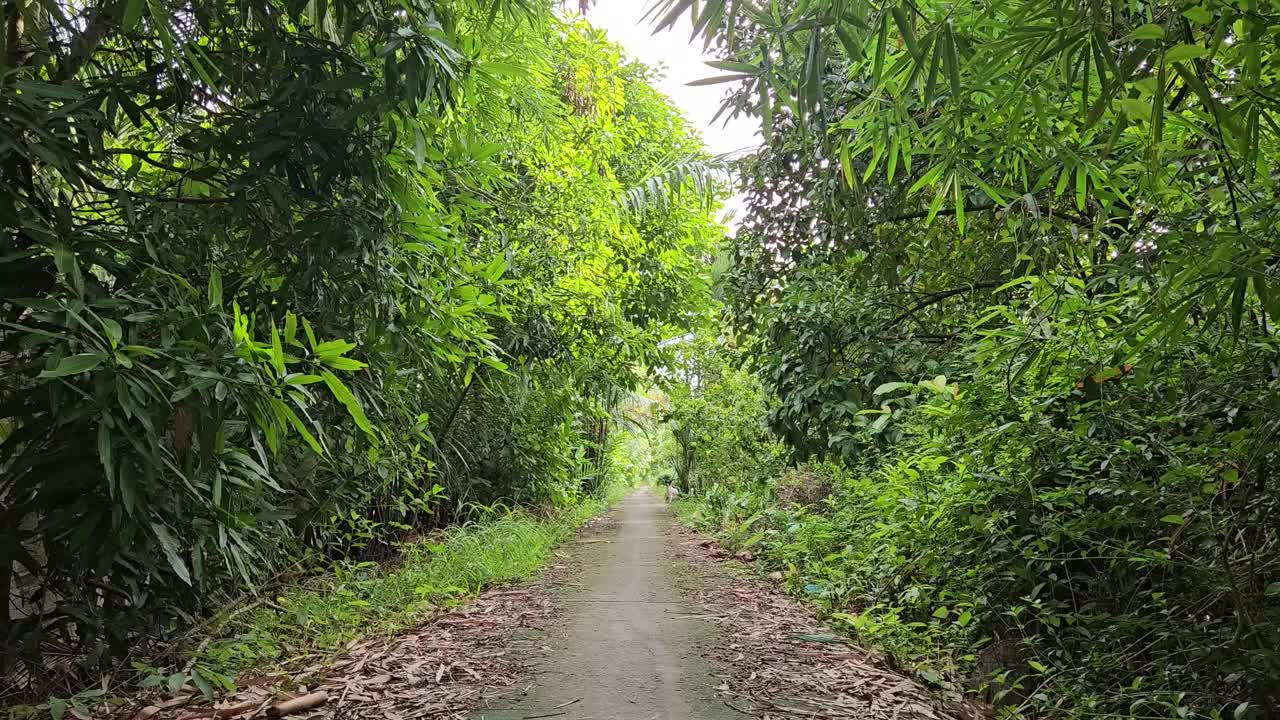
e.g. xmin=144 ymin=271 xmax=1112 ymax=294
xmin=577 ymin=1 xmax=759 ymax=228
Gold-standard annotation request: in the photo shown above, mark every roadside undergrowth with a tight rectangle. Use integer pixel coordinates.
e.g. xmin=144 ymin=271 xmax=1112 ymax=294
xmin=48 ymin=498 xmax=622 ymax=717
xmin=194 ymin=513 xmax=570 ymax=672
xmin=200 ymin=503 xmax=610 ymax=674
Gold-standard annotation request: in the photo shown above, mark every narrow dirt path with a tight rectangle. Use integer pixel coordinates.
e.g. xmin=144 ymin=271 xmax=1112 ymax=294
xmin=472 ymin=488 xmax=740 ymax=720
xmin=121 ymin=489 xmax=970 ymax=720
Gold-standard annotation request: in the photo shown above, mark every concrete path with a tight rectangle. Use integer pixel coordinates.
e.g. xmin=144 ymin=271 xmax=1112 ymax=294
xmin=472 ymin=488 xmax=738 ymax=720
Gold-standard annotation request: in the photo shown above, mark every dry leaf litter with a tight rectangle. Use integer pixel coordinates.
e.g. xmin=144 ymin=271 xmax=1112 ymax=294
xmin=115 ymin=576 xmax=564 ymax=720
xmin=667 ymin=524 xmax=988 ymax=720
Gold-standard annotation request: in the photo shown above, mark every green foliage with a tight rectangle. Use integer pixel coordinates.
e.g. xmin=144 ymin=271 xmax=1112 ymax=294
xmin=669 ymin=304 xmax=1280 ymax=717
xmin=659 ymin=336 xmax=786 ymax=494
xmin=0 ymin=0 xmax=722 ymax=698
xmin=684 ymin=354 xmax=1280 ymax=716
xmin=650 ymin=3 xmax=1280 ymax=716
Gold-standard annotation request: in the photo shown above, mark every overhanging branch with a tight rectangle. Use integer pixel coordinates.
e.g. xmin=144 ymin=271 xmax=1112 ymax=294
xmin=876 ymin=199 xmax=1095 ymax=229
xmin=889 ymin=280 xmax=1002 ymax=326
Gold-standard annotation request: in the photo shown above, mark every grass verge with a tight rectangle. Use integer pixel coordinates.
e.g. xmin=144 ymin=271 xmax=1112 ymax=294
xmin=133 ymin=498 xmax=617 ymax=699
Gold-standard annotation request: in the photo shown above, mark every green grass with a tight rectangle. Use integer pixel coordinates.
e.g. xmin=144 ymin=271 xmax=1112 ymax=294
xmin=185 ymin=502 xmax=611 ymax=686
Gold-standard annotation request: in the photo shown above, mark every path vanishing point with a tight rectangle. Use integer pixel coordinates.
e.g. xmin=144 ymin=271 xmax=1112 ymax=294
xmin=472 ymin=488 xmax=740 ymax=720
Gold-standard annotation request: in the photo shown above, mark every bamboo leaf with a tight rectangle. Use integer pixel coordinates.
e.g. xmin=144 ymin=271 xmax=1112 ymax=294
xmin=873 ymin=13 xmax=889 ymax=86
xmin=687 ymin=74 xmax=755 ymax=86
xmin=150 ymin=523 xmax=192 ymax=585
xmin=926 ymin=175 xmax=953 ymax=226
xmin=891 ymin=5 xmax=920 ymax=61
xmin=944 ymin=26 xmax=962 ymax=99
xmin=270 ymin=321 xmax=285 ymax=376
xmin=321 ymin=370 xmax=375 ymax=437
xmin=704 ymin=60 xmax=760 ymax=74
xmin=98 ymin=422 xmax=115 ymax=490
xmin=208 ymin=270 xmax=223 ymax=308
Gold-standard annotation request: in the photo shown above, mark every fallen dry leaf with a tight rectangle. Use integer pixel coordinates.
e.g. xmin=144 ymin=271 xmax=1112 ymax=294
xmin=667 ymin=523 xmax=989 ymax=720
xmin=113 ymin=582 xmax=562 ymax=720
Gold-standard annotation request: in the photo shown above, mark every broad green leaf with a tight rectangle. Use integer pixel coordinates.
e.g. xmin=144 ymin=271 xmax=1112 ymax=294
xmin=839 ymin=143 xmax=855 ymax=189
xmin=321 ymin=356 xmax=368 ymax=371
xmin=1127 ymin=24 xmax=1165 ymax=40
xmin=1165 ymin=44 xmax=1209 ymax=64
xmin=101 ymin=318 xmax=123 ymax=347
xmin=284 ymin=312 xmax=299 ymax=346
xmin=873 ymin=381 xmax=914 ymax=396
xmin=302 ymin=317 xmax=318 ymax=350
xmin=314 ymin=339 xmax=358 ymax=359
xmin=52 ymin=245 xmax=84 ymax=299
xmin=97 ymin=422 xmax=114 ymax=488
xmin=277 ymin=400 xmax=325 ymax=455
xmin=40 ymin=353 xmax=106 ymax=378
xmin=1182 ymin=7 xmax=1213 ymax=25
xmin=413 ymin=124 xmax=426 ymax=169
xmin=995 ymin=275 xmax=1037 ymax=293
xmin=122 ymin=0 xmax=146 ymax=31
xmin=12 ymin=81 xmax=83 ymax=100
xmin=284 ymin=373 xmax=323 ymax=385
xmin=1116 ymin=98 xmax=1152 ymax=119
xmin=191 ymin=669 xmax=215 ymax=701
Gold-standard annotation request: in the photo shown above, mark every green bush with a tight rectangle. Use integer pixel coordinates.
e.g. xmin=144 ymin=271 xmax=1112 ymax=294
xmin=679 ymin=358 xmax=1280 ymax=718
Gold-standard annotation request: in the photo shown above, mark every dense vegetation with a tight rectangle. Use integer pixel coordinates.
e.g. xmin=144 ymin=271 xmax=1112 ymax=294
xmin=8 ymin=0 xmax=1280 ymax=716
xmin=646 ymin=0 xmax=1280 ymax=718
xmin=0 ymin=0 xmax=721 ymax=703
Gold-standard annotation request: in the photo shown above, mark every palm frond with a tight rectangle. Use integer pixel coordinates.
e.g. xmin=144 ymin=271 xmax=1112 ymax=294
xmin=620 ymin=154 xmax=729 ymax=217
